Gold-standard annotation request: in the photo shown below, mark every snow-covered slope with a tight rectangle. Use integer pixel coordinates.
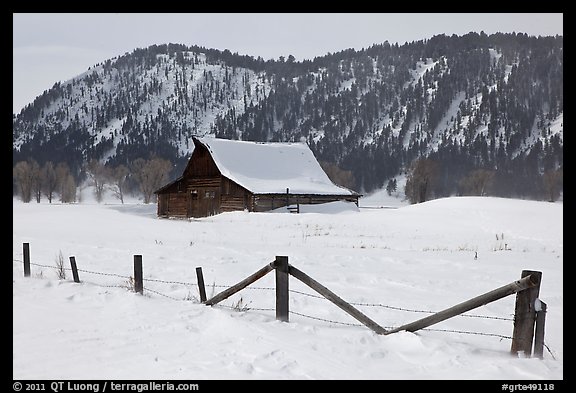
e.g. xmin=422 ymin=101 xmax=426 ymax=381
xmin=13 ymin=36 xmax=563 ymax=197
xmin=13 ymin=51 xmax=271 ymax=158
xmin=13 ymin=196 xmax=562 ymax=379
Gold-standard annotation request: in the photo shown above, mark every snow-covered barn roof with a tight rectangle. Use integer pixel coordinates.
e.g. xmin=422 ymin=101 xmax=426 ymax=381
xmin=195 ymin=137 xmax=357 ymax=195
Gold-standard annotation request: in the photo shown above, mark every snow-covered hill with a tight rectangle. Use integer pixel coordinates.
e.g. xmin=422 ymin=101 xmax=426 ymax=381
xmin=13 ymin=34 xmax=563 ymax=197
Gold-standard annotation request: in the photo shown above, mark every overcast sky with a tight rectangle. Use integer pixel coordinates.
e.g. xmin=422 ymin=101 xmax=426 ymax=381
xmin=13 ymin=13 xmax=563 ymax=114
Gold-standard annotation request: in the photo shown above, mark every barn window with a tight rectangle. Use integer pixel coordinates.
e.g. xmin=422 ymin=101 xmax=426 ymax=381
xmin=205 ymin=190 xmax=216 ymax=199
xmin=191 ymin=190 xmax=198 ymax=199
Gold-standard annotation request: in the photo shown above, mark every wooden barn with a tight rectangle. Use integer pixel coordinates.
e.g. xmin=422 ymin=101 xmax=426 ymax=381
xmin=154 ymin=137 xmax=360 ymax=218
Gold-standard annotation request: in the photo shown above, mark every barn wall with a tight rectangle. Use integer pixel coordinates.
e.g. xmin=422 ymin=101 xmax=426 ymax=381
xmin=184 ymin=145 xmax=220 ymax=178
xmin=159 ymin=193 xmax=189 ymax=217
xmin=187 ymin=179 xmax=221 ymax=217
xmin=253 ymin=194 xmax=359 ymax=212
xmin=220 ymin=178 xmax=251 ymax=212
xmin=178 ymin=143 xmax=224 ymax=217
xmin=157 ymin=178 xmax=189 ymax=217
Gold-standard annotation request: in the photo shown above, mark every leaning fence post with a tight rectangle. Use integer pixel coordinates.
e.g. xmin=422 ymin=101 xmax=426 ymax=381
xmin=533 ymin=300 xmax=547 ymax=359
xmin=274 ymin=256 xmax=289 ymax=322
xmin=134 ymin=255 xmax=143 ymax=295
xmin=511 ymin=270 xmax=542 ymax=357
xmin=23 ymin=243 xmax=30 ymax=277
xmin=196 ymin=267 xmax=207 ymax=303
xmin=69 ymin=256 xmax=80 ymax=283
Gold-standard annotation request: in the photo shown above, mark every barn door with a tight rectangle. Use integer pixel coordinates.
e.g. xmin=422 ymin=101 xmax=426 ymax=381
xmin=187 ymin=189 xmax=198 ymax=217
xmin=202 ymin=187 xmax=219 ymax=217
xmin=189 ymin=187 xmax=220 ymax=217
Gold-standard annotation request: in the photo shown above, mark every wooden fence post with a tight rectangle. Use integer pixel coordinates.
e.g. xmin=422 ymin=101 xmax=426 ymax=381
xmin=533 ymin=300 xmax=547 ymax=359
xmin=69 ymin=256 xmax=80 ymax=283
xmin=134 ymin=255 xmax=143 ymax=295
xmin=511 ymin=270 xmax=542 ymax=357
xmin=274 ymin=256 xmax=289 ymax=322
xmin=23 ymin=243 xmax=30 ymax=277
xmin=196 ymin=267 xmax=207 ymax=303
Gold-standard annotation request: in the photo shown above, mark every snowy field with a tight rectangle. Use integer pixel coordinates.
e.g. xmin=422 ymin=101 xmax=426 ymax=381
xmin=13 ymin=193 xmax=563 ymax=380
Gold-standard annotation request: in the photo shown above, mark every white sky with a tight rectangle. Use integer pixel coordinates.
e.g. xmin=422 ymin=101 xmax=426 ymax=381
xmin=13 ymin=13 xmax=563 ymax=114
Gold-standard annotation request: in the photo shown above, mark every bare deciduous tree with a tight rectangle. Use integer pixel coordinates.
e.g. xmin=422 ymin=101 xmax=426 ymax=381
xmin=404 ymin=158 xmax=440 ymax=204
xmin=320 ymin=161 xmax=356 ymax=190
xmin=86 ymin=159 xmax=109 ymax=203
xmin=30 ymin=160 xmax=42 ymax=203
xmin=543 ymin=168 xmax=563 ymax=202
xmin=107 ymin=165 xmax=129 ymax=204
xmin=56 ymin=162 xmax=76 ymax=203
xmin=13 ymin=161 xmax=34 ymax=203
xmin=132 ymin=158 xmax=172 ymax=204
xmin=41 ymin=161 xmax=58 ymax=203
xmin=458 ymin=169 xmax=495 ymax=196
xmin=62 ymin=174 xmax=77 ymax=203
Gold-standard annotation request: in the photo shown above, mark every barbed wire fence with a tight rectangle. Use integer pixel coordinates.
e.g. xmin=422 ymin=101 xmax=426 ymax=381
xmin=12 ymin=254 xmax=557 ymax=360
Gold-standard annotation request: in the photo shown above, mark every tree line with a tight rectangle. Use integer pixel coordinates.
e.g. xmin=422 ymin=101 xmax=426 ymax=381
xmin=13 ymin=32 xmax=563 ymax=202
xmin=402 ymin=158 xmax=563 ymax=204
xmin=13 ymin=157 xmax=172 ymax=204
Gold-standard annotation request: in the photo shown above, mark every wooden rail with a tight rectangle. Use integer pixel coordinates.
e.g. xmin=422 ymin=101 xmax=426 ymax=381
xmin=17 ymin=243 xmax=547 ymax=357
xmin=204 ymin=262 xmax=275 ymax=306
xmin=386 ymin=273 xmax=539 ymax=334
xmin=288 ymin=264 xmax=388 ymax=335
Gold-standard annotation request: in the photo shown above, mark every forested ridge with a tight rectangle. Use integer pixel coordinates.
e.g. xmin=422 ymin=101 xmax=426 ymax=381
xmin=13 ymin=32 xmax=563 ymax=202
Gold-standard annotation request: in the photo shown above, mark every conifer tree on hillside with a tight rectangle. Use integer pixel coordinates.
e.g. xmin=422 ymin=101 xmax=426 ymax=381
xmin=12 ymin=34 xmax=563 ymax=202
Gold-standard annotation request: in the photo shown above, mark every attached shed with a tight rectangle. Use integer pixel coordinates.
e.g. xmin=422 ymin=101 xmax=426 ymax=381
xmin=155 ymin=137 xmax=360 ymax=218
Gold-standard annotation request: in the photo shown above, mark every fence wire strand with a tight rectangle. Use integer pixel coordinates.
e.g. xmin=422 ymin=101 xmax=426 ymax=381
xmin=420 ymin=327 xmax=513 ymax=340
xmin=215 ymin=304 xmax=275 ymax=312
xmin=143 ymin=286 xmax=188 ymax=301
xmin=12 ymin=257 xmax=545 ymax=349
xmin=14 ymin=258 xmax=514 ymax=322
xmin=288 ymin=286 xmax=513 ymax=321
xmin=143 ymin=277 xmax=198 ymax=287
xmin=289 ymin=310 xmax=364 ymax=327
xmin=14 ymin=254 xmax=560 ymax=359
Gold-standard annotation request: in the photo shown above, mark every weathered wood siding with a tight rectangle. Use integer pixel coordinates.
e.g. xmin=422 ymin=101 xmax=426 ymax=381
xmin=158 ymin=193 xmax=189 ymax=217
xmin=220 ymin=178 xmax=252 ymax=212
xmin=183 ymin=145 xmax=220 ymax=178
xmin=157 ymin=178 xmax=188 ymax=217
xmin=176 ymin=143 xmax=222 ymax=217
